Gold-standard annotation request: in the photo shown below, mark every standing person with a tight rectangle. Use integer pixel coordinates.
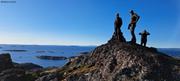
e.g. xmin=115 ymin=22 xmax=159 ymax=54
xmin=139 ymin=30 xmax=150 ymax=47
xmin=128 ymin=10 xmax=140 ymax=44
xmin=114 ymin=13 xmax=123 ymax=40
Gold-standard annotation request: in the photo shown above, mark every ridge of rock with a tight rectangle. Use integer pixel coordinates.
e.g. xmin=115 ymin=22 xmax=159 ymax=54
xmin=56 ymin=41 xmax=180 ymax=81
xmin=35 ymin=37 xmax=180 ymax=81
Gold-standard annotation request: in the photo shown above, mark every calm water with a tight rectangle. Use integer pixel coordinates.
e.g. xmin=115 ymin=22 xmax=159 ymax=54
xmin=158 ymin=48 xmax=180 ymax=58
xmin=0 ymin=45 xmax=95 ymax=67
xmin=0 ymin=45 xmax=179 ymax=67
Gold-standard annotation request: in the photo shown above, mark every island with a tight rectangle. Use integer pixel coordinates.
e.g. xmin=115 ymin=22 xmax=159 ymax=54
xmin=36 ymin=55 xmax=67 ymax=60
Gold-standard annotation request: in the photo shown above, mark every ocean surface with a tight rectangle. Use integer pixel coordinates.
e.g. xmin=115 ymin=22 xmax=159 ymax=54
xmin=0 ymin=44 xmax=179 ymax=67
xmin=0 ymin=45 xmax=95 ymax=67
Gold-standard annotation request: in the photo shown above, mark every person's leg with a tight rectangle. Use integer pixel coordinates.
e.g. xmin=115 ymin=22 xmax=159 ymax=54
xmin=117 ymin=27 xmax=120 ymax=40
xmin=130 ymin=24 xmax=133 ymax=42
xmin=133 ymin=24 xmax=136 ymax=43
xmin=130 ymin=31 xmax=133 ymax=43
xmin=132 ymin=32 xmax=136 ymax=43
xmin=144 ymin=40 xmax=147 ymax=47
xmin=115 ymin=27 xmax=118 ymax=39
xmin=131 ymin=24 xmax=136 ymax=44
xmin=141 ymin=39 xmax=143 ymax=46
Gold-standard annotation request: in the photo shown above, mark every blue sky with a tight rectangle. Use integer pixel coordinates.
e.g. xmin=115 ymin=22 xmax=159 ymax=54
xmin=0 ymin=0 xmax=179 ymax=48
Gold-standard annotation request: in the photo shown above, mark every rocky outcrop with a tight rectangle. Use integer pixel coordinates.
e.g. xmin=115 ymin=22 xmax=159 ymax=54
xmin=1 ymin=36 xmax=180 ymax=81
xmin=34 ymin=39 xmax=180 ymax=81
xmin=14 ymin=63 xmax=43 ymax=70
xmin=0 ymin=53 xmax=27 ymax=81
xmin=0 ymin=53 xmax=43 ymax=81
xmin=0 ymin=68 xmax=26 ymax=81
xmin=108 ymin=31 xmax=126 ymax=43
xmin=0 ymin=53 xmax=14 ymax=71
xmin=59 ymin=41 xmax=180 ymax=81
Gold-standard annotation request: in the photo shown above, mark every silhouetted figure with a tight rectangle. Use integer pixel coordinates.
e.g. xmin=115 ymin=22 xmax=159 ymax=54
xmin=108 ymin=13 xmax=126 ymax=43
xmin=128 ymin=10 xmax=140 ymax=44
xmin=114 ymin=13 xmax=123 ymax=40
xmin=139 ymin=30 xmax=150 ymax=47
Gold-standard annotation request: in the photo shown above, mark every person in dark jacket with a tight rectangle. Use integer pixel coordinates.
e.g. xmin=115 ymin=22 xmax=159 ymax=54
xmin=128 ymin=10 xmax=140 ymax=44
xmin=114 ymin=13 xmax=123 ymax=40
xmin=139 ymin=30 xmax=150 ymax=47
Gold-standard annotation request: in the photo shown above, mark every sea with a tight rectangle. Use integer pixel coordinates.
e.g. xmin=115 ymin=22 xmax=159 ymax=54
xmin=0 ymin=44 xmax=179 ymax=68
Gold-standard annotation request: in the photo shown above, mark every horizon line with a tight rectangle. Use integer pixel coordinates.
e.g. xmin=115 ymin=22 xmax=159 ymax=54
xmin=0 ymin=43 xmax=179 ymax=48
xmin=0 ymin=43 xmax=98 ymax=47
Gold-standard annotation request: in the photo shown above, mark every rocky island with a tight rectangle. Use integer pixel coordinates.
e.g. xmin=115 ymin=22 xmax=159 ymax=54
xmin=3 ymin=50 xmax=27 ymax=52
xmin=36 ymin=55 xmax=67 ymax=60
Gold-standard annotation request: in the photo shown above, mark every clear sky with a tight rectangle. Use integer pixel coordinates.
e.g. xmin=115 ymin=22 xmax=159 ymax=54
xmin=0 ymin=0 xmax=179 ymax=48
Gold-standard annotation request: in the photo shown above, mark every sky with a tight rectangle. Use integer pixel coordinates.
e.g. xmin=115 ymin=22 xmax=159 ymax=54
xmin=0 ymin=0 xmax=179 ymax=48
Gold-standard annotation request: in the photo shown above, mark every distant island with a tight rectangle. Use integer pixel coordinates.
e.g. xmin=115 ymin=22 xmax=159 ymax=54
xmin=3 ymin=50 xmax=27 ymax=52
xmin=36 ymin=55 xmax=67 ymax=60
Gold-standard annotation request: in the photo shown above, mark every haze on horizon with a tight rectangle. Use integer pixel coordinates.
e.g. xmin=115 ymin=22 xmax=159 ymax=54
xmin=0 ymin=0 xmax=180 ymax=48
